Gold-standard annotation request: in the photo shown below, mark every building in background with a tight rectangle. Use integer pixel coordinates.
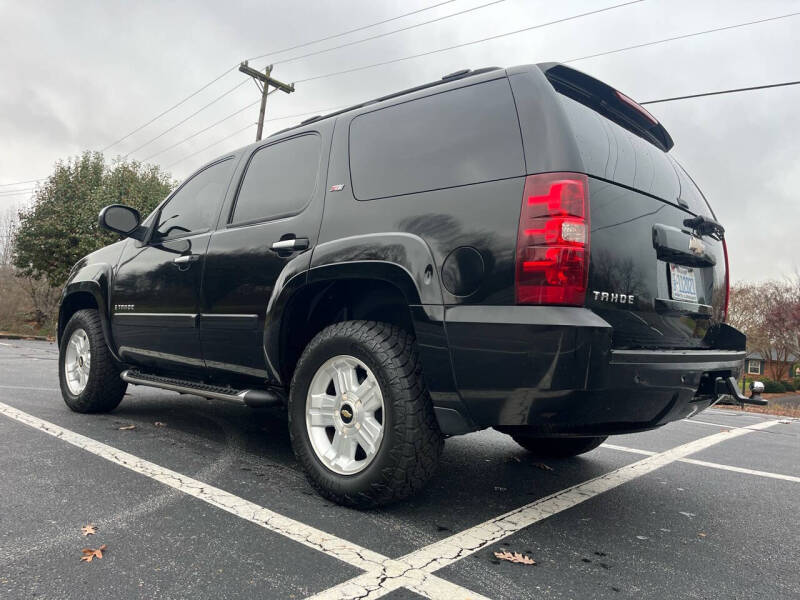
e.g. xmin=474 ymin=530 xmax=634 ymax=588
xmin=745 ymin=350 xmax=798 ymax=381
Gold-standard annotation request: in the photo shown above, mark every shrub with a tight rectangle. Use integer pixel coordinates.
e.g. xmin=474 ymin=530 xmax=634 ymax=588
xmin=782 ymin=380 xmax=796 ymax=392
xmin=761 ymin=379 xmax=785 ymax=393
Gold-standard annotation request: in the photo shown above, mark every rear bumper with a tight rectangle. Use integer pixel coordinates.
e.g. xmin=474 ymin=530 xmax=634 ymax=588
xmin=439 ymin=305 xmax=745 ymax=436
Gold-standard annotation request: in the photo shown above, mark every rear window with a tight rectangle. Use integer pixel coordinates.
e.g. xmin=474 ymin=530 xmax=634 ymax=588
xmin=349 ymin=78 xmax=524 ymax=200
xmin=556 ymin=94 xmax=682 ymax=205
xmin=231 ymin=134 xmax=321 ymax=225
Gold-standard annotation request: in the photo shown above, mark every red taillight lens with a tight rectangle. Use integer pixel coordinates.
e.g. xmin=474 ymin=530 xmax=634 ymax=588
xmin=722 ymin=237 xmax=730 ymax=322
xmin=515 ymin=173 xmax=589 ymax=305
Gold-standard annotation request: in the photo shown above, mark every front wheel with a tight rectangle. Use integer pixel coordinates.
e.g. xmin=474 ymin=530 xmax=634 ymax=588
xmin=508 ymin=434 xmax=608 ymax=458
xmin=58 ymin=309 xmax=127 ymax=413
xmin=288 ymin=321 xmax=443 ymax=508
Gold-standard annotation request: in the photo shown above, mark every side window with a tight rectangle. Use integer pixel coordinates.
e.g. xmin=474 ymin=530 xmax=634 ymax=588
xmin=231 ymin=134 xmax=321 ymax=225
xmin=348 ymin=79 xmax=524 ymax=200
xmin=152 ymin=159 xmax=235 ymax=242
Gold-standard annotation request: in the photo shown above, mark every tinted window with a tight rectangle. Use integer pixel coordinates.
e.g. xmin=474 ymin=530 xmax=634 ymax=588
xmin=556 ymin=94 xmax=683 ymax=206
xmin=231 ymin=134 xmax=321 ymax=225
xmin=349 ymin=79 xmax=524 ymax=200
xmin=153 ymin=159 xmax=234 ymax=241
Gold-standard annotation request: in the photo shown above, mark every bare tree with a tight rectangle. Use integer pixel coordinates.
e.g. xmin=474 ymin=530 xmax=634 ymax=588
xmin=0 ymin=206 xmax=18 ymax=265
xmin=730 ymin=278 xmax=800 ymax=380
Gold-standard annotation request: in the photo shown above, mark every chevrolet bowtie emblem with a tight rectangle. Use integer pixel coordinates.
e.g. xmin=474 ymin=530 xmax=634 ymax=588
xmin=341 ymin=408 xmax=352 ymax=419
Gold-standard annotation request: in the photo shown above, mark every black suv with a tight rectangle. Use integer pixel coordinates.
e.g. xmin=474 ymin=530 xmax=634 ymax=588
xmin=58 ymin=63 xmax=749 ymax=507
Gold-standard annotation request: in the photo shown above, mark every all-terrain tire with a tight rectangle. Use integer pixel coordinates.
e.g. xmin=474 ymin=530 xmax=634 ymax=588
xmin=288 ymin=320 xmax=443 ymax=508
xmin=510 ymin=435 xmax=608 ymax=458
xmin=58 ymin=309 xmax=127 ymax=413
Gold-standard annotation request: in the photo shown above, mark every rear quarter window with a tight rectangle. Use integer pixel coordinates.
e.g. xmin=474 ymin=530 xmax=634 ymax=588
xmin=348 ymin=78 xmax=524 ymax=200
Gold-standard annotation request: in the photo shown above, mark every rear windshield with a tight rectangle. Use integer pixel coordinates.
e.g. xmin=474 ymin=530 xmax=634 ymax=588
xmin=556 ymin=94 xmax=712 ymax=217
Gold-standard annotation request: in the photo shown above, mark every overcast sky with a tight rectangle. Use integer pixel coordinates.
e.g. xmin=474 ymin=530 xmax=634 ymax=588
xmin=1 ymin=0 xmax=798 ymax=282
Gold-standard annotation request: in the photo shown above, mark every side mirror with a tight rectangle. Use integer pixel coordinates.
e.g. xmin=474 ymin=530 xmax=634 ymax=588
xmin=98 ymin=205 xmax=143 ymax=239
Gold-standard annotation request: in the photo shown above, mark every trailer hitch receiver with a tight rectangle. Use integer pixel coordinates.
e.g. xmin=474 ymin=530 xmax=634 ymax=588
xmin=715 ymin=376 xmax=768 ymax=406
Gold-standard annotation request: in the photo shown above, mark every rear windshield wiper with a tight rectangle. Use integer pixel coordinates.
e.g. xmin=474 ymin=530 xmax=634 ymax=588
xmin=683 ymin=214 xmax=725 ymax=239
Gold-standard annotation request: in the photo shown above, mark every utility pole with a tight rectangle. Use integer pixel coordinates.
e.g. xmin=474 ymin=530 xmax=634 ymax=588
xmin=239 ymin=61 xmax=295 ymax=141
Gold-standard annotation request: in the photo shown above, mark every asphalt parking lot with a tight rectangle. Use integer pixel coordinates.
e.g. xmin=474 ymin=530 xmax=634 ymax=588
xmin=1 ymin=340 xmax=798 ymax=599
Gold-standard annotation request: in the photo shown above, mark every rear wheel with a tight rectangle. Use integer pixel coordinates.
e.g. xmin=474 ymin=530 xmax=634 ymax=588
xmin=509 ymin=434 xmax=607 ymax=458
xmin=288 ymin=321 xmax=443 ymax=508
xmin=58 ymin=309 xmax=127 ymax=413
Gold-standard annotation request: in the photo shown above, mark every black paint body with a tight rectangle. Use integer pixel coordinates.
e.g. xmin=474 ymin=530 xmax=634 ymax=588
xmin=59 ymin=63 xmax=745 ymax=436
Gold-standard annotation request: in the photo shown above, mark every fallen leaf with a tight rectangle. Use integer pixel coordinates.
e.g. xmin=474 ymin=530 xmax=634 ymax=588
xmin=532 ymin=462 xmax=554 ymax=472
xmin=636 ymin=535 xmax=649 ymax=540
xmin=154 ymin=422 xmax=167 ymax=427
xmin=80 ymin=544 xmax=107 ymax=562
xmin=118 ymin=424 xmax=136 ymax=431
xmin=494 ymin=550 xmax=535 ymax=565
xmin=698 ymin=532 xmax=707 ymax=538
xmin=81 ymin=524 xmax=97 ymax=536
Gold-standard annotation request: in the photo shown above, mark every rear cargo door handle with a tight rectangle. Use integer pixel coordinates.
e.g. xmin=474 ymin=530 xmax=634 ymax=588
xmin=172 ymin=254 xmax=200 ymax=267
xmin=270 ymin=237 xmax=309 ymax=252
xmin=652 ymin=224 xmax=716 ymax=267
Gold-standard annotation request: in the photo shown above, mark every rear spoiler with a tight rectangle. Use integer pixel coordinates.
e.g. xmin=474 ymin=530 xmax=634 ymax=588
xmin=540 ymin=63 xmax=674 ymax=152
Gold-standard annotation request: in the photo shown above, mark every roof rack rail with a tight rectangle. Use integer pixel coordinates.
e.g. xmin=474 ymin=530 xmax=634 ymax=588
xmin=269 ymin=66 xmax=502 ymax=137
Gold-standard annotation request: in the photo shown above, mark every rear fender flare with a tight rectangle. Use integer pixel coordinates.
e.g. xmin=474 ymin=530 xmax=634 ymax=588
xmin=263 ymin=232 xmax=444 ymax=384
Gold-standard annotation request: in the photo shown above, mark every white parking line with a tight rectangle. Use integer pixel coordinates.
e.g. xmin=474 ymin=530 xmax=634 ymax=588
xmin=0 ymin=384 xmax=60 ymax=392
xmin=0 ymin=399 xmax=783 ymax=600
xmin=308 ymin=419 xmax=781 ymax=600
xmin=685 ymin=418 xmax=764 ymax=428
xmin=602 ymin=443 xmax=800 ymax=483
xmin=0 ymin=401 xmax=487 ymax=600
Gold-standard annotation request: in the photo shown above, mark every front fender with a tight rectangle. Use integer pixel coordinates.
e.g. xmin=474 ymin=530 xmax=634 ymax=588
xmin=59 ymin=263 xmax=116 ymax=358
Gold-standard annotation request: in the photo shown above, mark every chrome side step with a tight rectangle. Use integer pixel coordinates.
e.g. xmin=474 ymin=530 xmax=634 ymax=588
xmin=120 ymin=369 xmax=283 ymax=408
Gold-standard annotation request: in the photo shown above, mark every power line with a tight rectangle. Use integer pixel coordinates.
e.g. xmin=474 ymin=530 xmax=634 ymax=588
xmin=0 ymin=178 xmax=44 ymax=188
xmin=127 ymin=0 xmax=505 ymax=159
xmin=565 ymin=9 xmax=800 ymax=64
xmin=165 ymin=122 xmax=258 ymax=169
xmin=123 ymin=79 xmax=250 ymax=157
xmin=246 ymin=0 xmax=457 ymax=62
xmin=141 ymin=99 xmax=262 ymax=162
xmin=158 ymin=103 xmax=348 ymax=166
xmin=269 ymin=0 xmax=507 ymax=68
xmin=100 ymin=65 xmax=238 ymax=152
xmin=641 ymin=79 xmax=800 ymax=105
xmin=136 ymin=0 xmax=642 ymax=162
xmin=0 ymin=189 xmax=36 ymax=197
xmin=102 ymin=0 xmax=458 ymax=153
xmin=10 ymin=4 xmax=800 ymax=183
xmin=294 ymin=0 xmax=645 ymax=84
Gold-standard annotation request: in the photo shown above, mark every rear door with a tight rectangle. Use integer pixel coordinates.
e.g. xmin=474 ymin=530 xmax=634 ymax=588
xmin=524 ymin=64 xmax=726 ymax=349
xmin=199 ymin=126 xmax=331 ymax=381
xmin=111 ymin=158 xmax=236 ymax=372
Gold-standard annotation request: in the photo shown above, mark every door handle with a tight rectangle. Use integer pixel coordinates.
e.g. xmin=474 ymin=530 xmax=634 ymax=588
xmin=270 ymin=237 xmax=309 ymax=252
xmin=173 ymin=254 xmax=200 ymax=265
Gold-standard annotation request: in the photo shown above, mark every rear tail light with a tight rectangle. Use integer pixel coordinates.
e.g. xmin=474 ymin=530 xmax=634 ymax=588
xmin=515 ymin=173 xmax=589 ymax=305
xmin=722 ymin=237 xmax=730 ymax=322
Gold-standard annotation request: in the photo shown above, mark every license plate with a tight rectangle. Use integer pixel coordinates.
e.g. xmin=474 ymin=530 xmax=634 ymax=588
xmin=669 ymin=264 xmax=698 ymax=303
